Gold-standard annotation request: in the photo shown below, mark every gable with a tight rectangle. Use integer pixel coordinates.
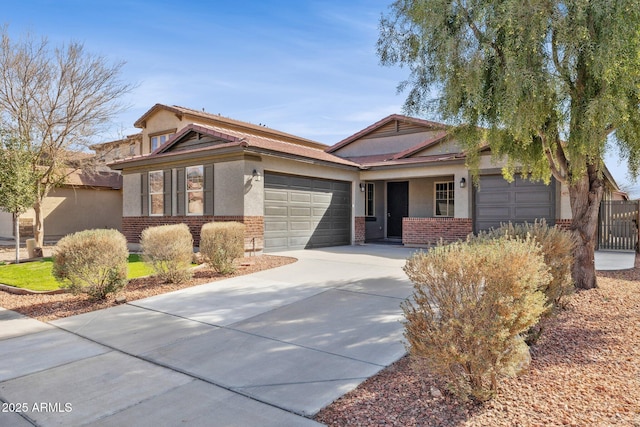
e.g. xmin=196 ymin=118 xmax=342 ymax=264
xmin=166 ymin=130 xmax=236 ymax=153
xmin=329 ymin=115 xmax=448 ymax=159
xmin=409 ymin=138 xmax=463 ymax=158
xmin=334 ymin=129 xmax=445 ymax=158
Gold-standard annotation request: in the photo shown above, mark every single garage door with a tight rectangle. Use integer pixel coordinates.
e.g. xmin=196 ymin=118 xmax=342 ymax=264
xmin=474 ymin=175 xmax=556 ymax=232
xmin=264 ymin=172 xmax=351 ymax=251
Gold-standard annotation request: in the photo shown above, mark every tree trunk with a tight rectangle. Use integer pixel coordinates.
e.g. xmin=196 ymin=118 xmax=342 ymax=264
xmin=14 ymin=213 xmax=20 ymax=264
xmin=568 ymin=168 xmax=604 ymax=290
xmin=33 ymin=198 xmax=45 ymax=248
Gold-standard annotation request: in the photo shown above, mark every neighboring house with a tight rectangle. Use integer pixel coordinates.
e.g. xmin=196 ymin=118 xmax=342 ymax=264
xmin=0 ymin=170 xmax=123 ymax=242
xmin=110 ymin=105 xmax=625 ymax=252
xmin=91 ymin=133 xmax=144 ymax=167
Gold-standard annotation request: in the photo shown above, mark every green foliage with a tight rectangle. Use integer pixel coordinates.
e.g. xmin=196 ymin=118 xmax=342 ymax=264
xmin=378 ymin=0 xmax=640 ymax=181
xmin=141 ymin=224 xmax=194 ymax=283
xmin=402 ymin=237 xmax=549 ymax=401
xmin=0 ymin=254 xmax=153 ymax=292
xmin=52 ymin=229 xmax=129 ymax=299
xmin=199 ymin=222 xmax=245 ymax=274
xmin=0 ymin=130 xmax=37 ymax=215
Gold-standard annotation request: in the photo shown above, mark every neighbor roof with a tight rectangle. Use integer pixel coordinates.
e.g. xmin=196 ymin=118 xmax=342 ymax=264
xmin=134 ymin=104 xmax=326 ymax=150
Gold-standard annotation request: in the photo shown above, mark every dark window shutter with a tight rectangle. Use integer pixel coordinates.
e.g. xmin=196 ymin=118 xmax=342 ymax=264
xmin=163 ymin=169 xmax=172 ymax=215
xmin=176 ymin=168 xmax=185 ymax=216
xmin=204 ymin=164 xmax=214 ymax=216
xmin=141 ymin=173 xmax=149 ymax=216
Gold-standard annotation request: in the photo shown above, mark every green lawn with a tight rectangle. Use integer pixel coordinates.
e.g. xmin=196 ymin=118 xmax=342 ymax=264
xmin=0 ymin=254 xmax=155 ymax=292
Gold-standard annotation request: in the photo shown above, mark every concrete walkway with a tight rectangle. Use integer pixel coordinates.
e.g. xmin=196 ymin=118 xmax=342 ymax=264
xmin=595 ymin=250 xmax=636 ymax=270
xmin=0 ymin=244 xmax=416 ymax=426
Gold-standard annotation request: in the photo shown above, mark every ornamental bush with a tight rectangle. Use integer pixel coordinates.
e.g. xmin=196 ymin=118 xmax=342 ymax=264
xmin=402 ymin=237 xmax=549 ymax=401
xmin=199 ymin=222 xmax=245 ymax=274
xmin=52 ymin=229 xmax=129 ymax=299
xmin=141 ymin=223 xmax=193 ymax=283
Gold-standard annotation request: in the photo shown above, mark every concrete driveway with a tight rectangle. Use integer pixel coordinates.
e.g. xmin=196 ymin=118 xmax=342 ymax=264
xmin=0 ymin=244 xmax=416 ymax=426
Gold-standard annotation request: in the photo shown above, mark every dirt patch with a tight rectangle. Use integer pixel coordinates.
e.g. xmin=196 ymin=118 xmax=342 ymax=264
xmin=316 ymin=256 xmax=640 ymax=426
xmin=0 ymin=254 xmax=296 ymax=322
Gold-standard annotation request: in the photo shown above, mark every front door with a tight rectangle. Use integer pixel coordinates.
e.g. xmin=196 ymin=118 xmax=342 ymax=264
xmin=387 ymin=181 xmax=408 ymax=238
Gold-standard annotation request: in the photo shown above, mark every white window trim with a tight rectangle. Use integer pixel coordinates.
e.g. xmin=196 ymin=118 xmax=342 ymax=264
xmin=186 ymin=165 xmax=204 ymax=216
xmin=434 ymin=181 xmax=455 ymax=217
xmin=149 ymin=170 xmax=164 ymax=217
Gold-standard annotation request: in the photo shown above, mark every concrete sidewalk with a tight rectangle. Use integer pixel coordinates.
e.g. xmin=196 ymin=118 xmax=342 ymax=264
xmin=0 ymin=244 xmax=416 ymax=426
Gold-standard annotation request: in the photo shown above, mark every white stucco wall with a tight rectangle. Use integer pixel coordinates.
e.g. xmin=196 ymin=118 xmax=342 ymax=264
xmin=243 ymin=158 xmax=264 ymax=217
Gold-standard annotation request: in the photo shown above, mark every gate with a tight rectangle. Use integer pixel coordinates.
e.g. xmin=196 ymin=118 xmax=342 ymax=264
xmin=598 ymin=200 xmax=639 ymax=251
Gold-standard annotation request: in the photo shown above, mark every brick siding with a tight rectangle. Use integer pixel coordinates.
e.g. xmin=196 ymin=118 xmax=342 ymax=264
xmin=402 ymin=217 xmax=473 ymax=246
xmin=554 ymin=219 xmax=572 ymax=231
xmin=122 ymin=215 xmax=264 ymax=252
xmin=354 ymin=216 xmax=365 ymax=244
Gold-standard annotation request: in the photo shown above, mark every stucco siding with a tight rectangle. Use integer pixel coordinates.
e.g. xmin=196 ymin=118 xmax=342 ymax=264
xmin=214 ymin=161 xmax=245 ymax=216
xmin=0 ymin=211 xmax=13 ymax=238
xmin=123 ymin=173 xmax=142 ymax=217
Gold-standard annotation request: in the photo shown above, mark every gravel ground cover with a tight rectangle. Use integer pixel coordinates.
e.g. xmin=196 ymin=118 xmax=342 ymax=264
xmin=316 ymin=256 xmax=640 ymax=427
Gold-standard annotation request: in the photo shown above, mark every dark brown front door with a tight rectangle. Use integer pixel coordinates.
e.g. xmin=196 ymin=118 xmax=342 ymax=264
xmin=387 ymin=181 xmax=408 ymax=238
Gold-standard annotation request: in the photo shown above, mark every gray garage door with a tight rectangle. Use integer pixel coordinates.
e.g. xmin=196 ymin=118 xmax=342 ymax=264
xmin=264 ymin=172 xmax=351 ymax=251
xmin=474 ymin=175 xmax=556 ymax=232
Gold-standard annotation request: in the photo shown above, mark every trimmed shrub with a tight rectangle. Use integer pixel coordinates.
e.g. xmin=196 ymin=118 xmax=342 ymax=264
xmin=477 ymin=220 xmax=576 ymax=313
xmin=141 ymin=223 xmax=193 ymax=283
xmin=200 ymin=222 xmax=245 ymax=274
xmin=52 ymin=229 xmax=129 ymax=299
xmin=402 ymin=237 xmax=549 ymax=401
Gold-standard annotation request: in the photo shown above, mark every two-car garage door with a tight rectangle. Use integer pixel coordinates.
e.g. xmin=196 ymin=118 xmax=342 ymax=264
xmin=264 ymin=173 xmax=351 ymax=251
xmin=474 ymin=175 xmax=556 ymax=232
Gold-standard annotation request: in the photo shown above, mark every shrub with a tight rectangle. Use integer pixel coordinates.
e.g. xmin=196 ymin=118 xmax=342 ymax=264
xmin=141 ymin=223 xmax=193 ymax=283
xmin=200 ymin=222 xmax=245 ymax=274
xmin=402 ymin=237 xmax=549 ymax=401
xmin=52 ymin=229 xmax=129 ymax=299
xmin=477 ymin=220 xmax=576 ymax=313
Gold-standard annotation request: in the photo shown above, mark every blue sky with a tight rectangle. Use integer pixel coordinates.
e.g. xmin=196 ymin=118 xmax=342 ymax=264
xmin=3 ymin=0 xmax=638 ymax=196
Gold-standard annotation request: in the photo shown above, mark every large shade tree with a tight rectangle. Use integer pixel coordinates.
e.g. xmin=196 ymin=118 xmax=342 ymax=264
xmin=378 ymin=0 xmax=640 ymax=289
xmin=0 ymin=27 xmax=133 ymax=246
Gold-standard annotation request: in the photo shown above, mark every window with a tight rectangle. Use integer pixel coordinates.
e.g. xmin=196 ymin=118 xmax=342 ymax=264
xmin=149 ymin=171 xmax=164 ymax=216
xmin=150 ymin=132 xmax=175 ymax=151
xmin=365 ymin=182 xmax=375 ymax=217
xmin=435 ymin=181 xmax=455 ymax=217
xmin=186 ymin=165 xmax=204 ymax=215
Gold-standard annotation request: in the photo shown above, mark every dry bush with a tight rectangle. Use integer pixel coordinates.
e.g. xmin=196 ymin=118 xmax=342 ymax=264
xmin=478 ymin=220 xmax=576 ymax=313
xmin=141 ymin=223 xmax=193 ymax=283
xmin=200 ymin=222 xmax=245 ymax=274
xmin=402 ymin=237 xmax=549 ymax=401
xmin=52 ymin=229 xmax=128 ymax=299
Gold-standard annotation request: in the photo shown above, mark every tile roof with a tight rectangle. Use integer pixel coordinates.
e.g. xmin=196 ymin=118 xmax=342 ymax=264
xmin=114 ymin=123 xmax=359 ymax=169
xmin=134 ymin=104 xmax=326 ymax=150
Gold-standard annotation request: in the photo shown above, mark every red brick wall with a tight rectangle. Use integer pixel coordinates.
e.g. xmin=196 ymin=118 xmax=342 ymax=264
xmin=402 ymin=217 xmax=473 ymax=246
xmin=354 ymin=216 xmax=365 ymax=244
xmin=122 ymin=215 xmax=264 ymax=251
xmin=554 ymin=219 xmax=572 ymax=231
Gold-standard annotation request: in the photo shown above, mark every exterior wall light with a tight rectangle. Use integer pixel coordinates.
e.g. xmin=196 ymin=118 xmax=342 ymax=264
xmin=252 ymin=169 xmax=262 ymax=181
xmin=359 ymin=183 xmax=366 ymax=192
xmin=460 ymin=177 xmax=466 ymax=188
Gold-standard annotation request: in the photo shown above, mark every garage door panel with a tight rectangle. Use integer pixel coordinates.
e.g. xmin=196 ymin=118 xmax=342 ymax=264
xmin=290 ymin=192 xmax=312 ymax=203
xmin=475 ymin=175 xmax=555 ymax=232
xmin=264 ymin=189 xmax=288 ymax=202
xmin=264 ymin=173 xmax=351 ymax=251
xmin=289 ymin=207 xmax=312 ymax=217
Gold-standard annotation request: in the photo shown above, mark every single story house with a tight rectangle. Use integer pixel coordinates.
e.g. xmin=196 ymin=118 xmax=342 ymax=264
xmin=0 ymin=170 xmax=123 ymax=242
xmin=109 ymin=104 xmax=624 ymax=252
